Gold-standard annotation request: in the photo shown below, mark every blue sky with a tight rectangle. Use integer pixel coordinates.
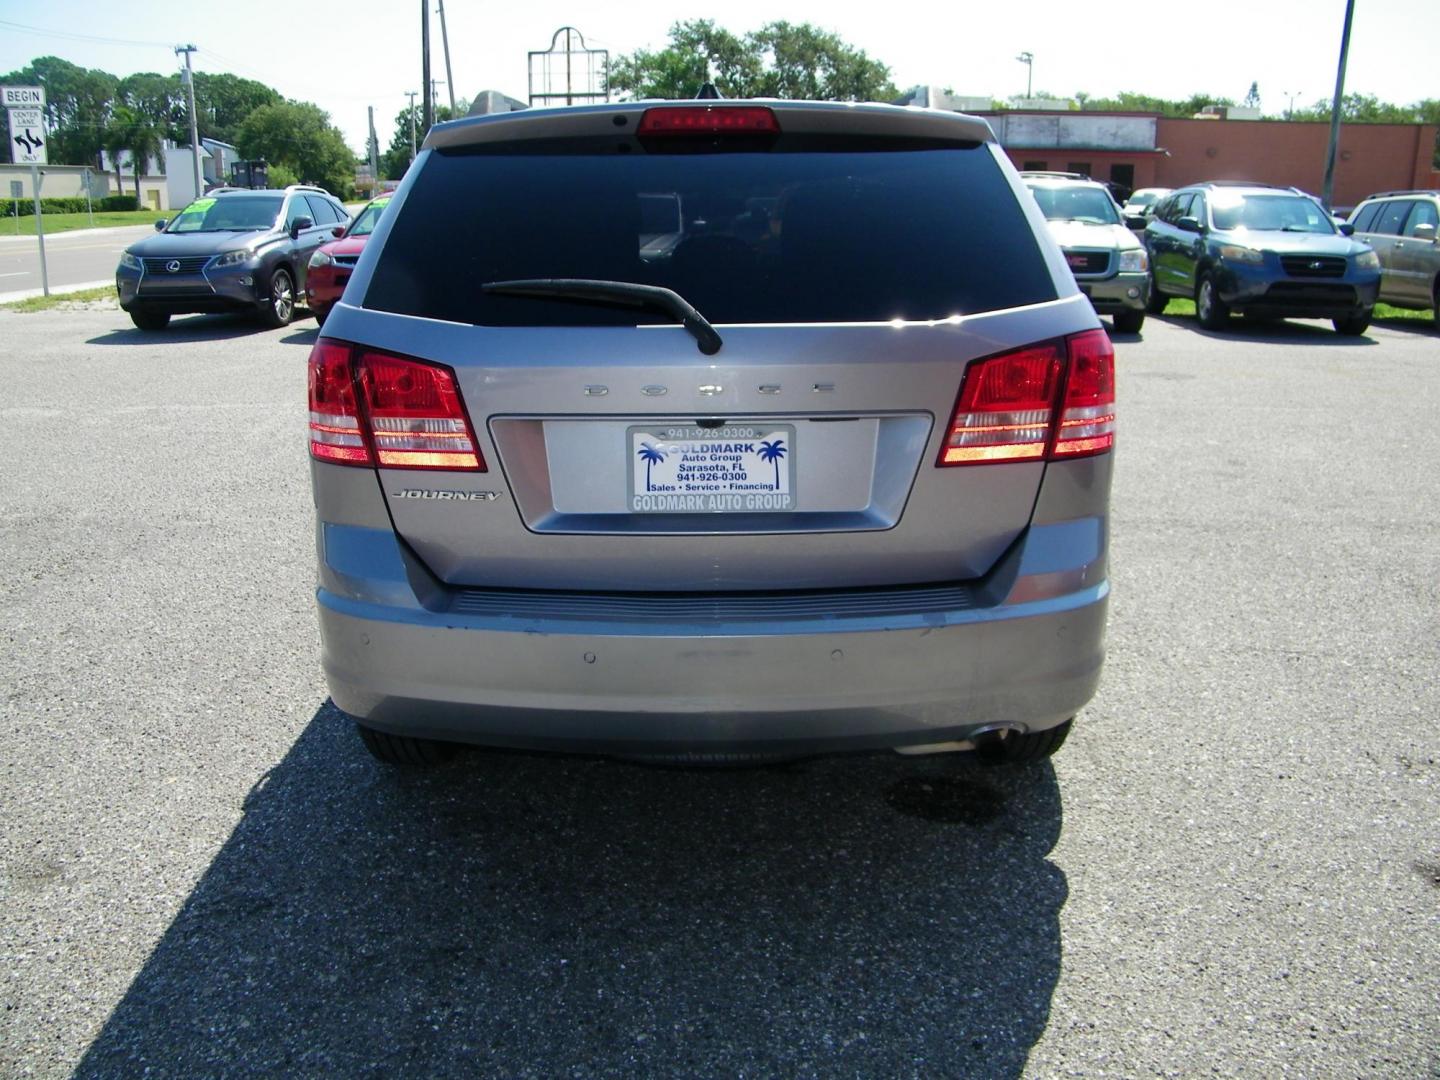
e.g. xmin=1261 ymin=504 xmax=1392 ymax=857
xmin=1 ymin=0 xmax=1436 ymax=153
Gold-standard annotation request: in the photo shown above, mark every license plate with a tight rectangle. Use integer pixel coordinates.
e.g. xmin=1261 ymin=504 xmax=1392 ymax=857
xmin=628 ymin=424 xmax=795 ymax=513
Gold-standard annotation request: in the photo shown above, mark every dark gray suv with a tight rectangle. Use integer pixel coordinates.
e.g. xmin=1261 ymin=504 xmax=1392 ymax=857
xmin=116 ymin=185 xmax=349 ymax=331
xmin=309 ymin=100 xmax=1114 ymax=767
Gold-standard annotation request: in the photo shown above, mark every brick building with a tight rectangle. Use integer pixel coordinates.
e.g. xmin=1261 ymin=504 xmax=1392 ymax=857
xmin=897 ymin=88 xmax=1440 ymax=210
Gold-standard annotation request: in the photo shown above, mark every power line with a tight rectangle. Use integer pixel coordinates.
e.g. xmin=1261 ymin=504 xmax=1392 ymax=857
xmin=0 ymin=18 xmax=173 ymax=49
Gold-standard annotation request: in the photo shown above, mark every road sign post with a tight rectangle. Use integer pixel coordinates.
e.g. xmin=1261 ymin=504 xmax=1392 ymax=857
xmin=5 ymin=87 xmax=51 ymax=296
xmin=9 ymin=180 xmax=20 ymax=235
xmin=82 ymin=166 xmax=94 ymax=226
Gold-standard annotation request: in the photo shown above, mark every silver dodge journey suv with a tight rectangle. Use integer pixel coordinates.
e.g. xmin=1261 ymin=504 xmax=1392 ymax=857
xmin=309 ymin=99 xmax=1114 ymax=766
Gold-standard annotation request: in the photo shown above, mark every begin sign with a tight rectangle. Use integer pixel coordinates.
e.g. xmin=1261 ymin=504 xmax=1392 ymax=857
xmin=2 ymin=85 xmax=45 ymax=108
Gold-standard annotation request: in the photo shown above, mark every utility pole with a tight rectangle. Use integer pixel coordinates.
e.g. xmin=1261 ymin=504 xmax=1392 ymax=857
xmin=437 ymin=0 xmax=456 ymax=113
xmin=367 ymin=105 xmax=379 ymax=191
xmin=1321 ymin=0 xmax=1356 ymax=211
xmin=1016 ymin=52 xmax=1034 ymax=100
xmin=405 ymin=90 xmax=418 ymax=162
xmin=176 ymin=45 xmax=202 ymax=200
xmin=421 ymin=0 xmax=433 ymax=134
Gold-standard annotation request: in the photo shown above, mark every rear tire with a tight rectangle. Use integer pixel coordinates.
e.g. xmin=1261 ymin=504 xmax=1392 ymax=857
xmin=1332 ymin=313 xmax=1371 ymax=336
xmin=357 ymin=723 xmax=459 ymax=766
xmin=312 ymin=305 xmax=327 ymax=329
xmin=1195 ymin=273 xmax=1230 ymax=330
xmin=1112 ymin=308 xmax=1145 ymax=334
xmin=975 ymin=719 xmax=1072 ymax=765
xmin=129 ymin=310 xmax=170 ymax=331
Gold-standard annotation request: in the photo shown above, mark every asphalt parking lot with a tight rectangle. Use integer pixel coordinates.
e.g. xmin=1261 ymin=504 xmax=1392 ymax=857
xmin=1 ymin=306 xmax=1436 ymax=1077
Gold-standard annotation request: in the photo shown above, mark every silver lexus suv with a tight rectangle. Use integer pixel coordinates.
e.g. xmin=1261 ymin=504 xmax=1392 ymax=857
xmin=309 ymin=100 xmax=1114 ymax=766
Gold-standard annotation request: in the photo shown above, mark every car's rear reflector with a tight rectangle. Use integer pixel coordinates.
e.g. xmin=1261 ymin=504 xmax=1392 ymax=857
xmin=938 ymin=329 xmax=1115 ymax=466
xmin=637 ymin=105 xmax=781 ymax=136
xmin=307 ymin=339 xmax=485 ymax=471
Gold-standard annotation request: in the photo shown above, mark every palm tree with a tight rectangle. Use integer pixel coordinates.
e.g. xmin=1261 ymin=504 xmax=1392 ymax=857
xmin=103 ymin=106 xmax=162 ymax=203
xmin=637 ymin=443 xmax=666 ymax=490
xmin=758 ymin=439 xmax=786 ymax=490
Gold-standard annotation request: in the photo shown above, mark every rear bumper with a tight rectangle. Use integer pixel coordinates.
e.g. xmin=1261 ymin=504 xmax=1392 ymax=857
xmin=315 ymin=518 xmax=1109 ymax=755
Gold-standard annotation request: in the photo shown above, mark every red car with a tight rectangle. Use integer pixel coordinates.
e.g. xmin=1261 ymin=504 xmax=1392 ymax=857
xmin=305 ymin=194 xmax=392 ymax=326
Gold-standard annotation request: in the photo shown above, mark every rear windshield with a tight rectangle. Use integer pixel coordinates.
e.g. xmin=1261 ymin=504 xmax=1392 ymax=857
xmin=365 ymin=140 xmax=1056 ymax=325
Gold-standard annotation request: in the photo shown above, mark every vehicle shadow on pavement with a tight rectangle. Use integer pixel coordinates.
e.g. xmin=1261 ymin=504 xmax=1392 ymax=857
xmin=1153 ymin=312 xmax=1378 ymax=345
xmin=78 ymin=702 xmax=1066 ymax=1078
xmin=280 ymin=325 xmax=320 ymax=347
xmin=85 ymin=314 xmax=276 ymax=345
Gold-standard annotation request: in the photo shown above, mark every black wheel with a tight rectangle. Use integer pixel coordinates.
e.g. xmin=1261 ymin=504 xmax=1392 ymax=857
xmin=258 ymin=267 xmax=296 ymax=328
xmin=1144 ymin=274 xmax=1168 ymax=313
xmin=1431 ymin=287 xmax=1438 ymax=331
xmin=1195 ymin=273 xmax=1230 ymax=330
xmin=312 ymin=305 xmax=327 ymax=329
xmin=975 ymin=719 xmax=1072 ymax=765
xmin=129 ymin=309 xmax=170 ymax=331
xmin=357 ymin=723 xmax=459 ymax=766
xmin=1112 ymin=308 xmax=1145 ymax=334
xmin=1332 ymin=313 xmax=1371 ymax=336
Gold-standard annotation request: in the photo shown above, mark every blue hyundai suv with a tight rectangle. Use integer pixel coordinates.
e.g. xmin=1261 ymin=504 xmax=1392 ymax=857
xmin=1144 ymin=182 xmax=1381 ymax=334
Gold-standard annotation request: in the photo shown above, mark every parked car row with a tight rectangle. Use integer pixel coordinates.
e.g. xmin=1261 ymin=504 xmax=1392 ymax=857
xmin=113 ymin=186 xmax=393 ymax=332
xmin=1038 ymin=175 xmax=1438 ymax=336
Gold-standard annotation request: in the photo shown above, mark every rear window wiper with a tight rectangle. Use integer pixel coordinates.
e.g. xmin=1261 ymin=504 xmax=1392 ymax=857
xmin=481 ymin=278 xmax=723 ymax=355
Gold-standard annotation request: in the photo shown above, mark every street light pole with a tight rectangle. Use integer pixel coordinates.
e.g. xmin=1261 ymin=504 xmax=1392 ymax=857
xmin=1016 ymin=52 xmax=1034 ymax=100
xmin=405 ymin=91 xmax=418 ymax=162
xmin=420 ymin=0 xmax=433 ymax=133
xmin=1321 ymin=0 xmax=1356 ymax=211
xmin=437 ymin=0 xmax=456 ymax=113
xmin=176 ymin=44 xmax=202 ymax=199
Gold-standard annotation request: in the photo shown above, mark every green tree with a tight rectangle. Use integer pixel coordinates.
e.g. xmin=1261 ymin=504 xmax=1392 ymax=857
xmin=608 ymin=20 xmax=896 ymax=102
xmin=192 ymin=72 xmax=282 ymax=146
xmin=118 ymin=72 xmax=186 ymax=144
xmin=380 ymin=100 xmax=467 ymax=181
xmin=102 ymin=106 xmax=162 ymax=198
xmin=236 ymin=101 xmax=356 ymax=197
xmin=1243 ymin=81 xmax=1261 ymax=109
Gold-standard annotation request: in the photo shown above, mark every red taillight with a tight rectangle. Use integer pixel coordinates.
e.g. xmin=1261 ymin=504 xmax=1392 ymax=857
xmin=307 ymin=339 xmax=485 ymax=471
xmin=308 ymin=339 xmax=369 ymax=464
xmin=1052 ymin=328 xmax=1116 ymax=459
xmin=938 ymin=329 xmax=1115 ymax=466
xmin=637 ymin=106 xmax=781 ymax=136
xmin=938 ymin=341 xmax=1064 ymax=465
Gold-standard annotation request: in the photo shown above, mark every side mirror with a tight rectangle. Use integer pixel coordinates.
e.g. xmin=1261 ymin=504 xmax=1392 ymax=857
xmin=289 ymin=216 xmax=313 ymax=240
xmin=154 ymin=219 xmax=167 ymax=231
xmin=1176 ymin=216 xmax=1203 ymax=234
xmin=1412 ymin=221 xmax=1438 ymax=242
xmin=1338 ymin=222 xmax=1355 ymax=236
xmin=331 ymin=225 xmax=345 ymax=238
xmin=1124 ymin=213 xmax=1146 ymax=229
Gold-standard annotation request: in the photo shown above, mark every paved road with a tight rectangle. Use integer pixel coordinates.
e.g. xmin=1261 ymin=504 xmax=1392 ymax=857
xmin=0 ymin=225 xmax=151 ymax=300
xmin=0 ymin=307 xmax=1435 ymax=1077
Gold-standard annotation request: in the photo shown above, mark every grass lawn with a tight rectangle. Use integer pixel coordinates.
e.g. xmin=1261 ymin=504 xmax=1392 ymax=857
xmin=0 ymin=286 xmax=116 ymax=312
xmin=1156 ymin=297 xmax=1432 ymax=326
xmin=1 ymin=210 xmax=163 ymax=236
